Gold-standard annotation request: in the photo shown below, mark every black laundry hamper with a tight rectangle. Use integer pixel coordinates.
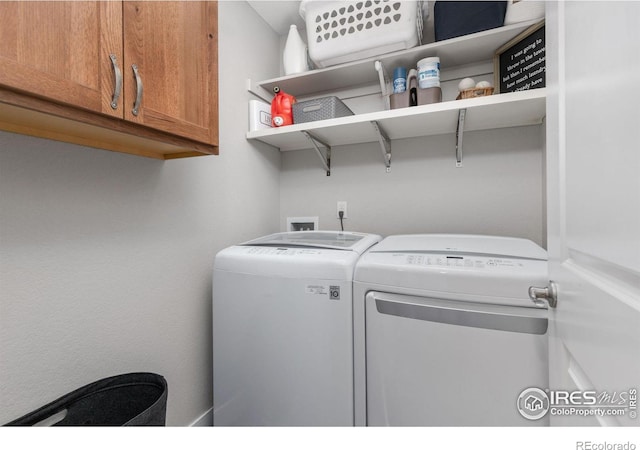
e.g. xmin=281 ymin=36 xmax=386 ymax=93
xmin=4 ymin=372 xmax=167 ymax=426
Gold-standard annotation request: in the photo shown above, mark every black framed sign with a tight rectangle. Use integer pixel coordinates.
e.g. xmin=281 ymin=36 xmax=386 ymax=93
xmin=494 ymin=21 xmax=545 ymax=93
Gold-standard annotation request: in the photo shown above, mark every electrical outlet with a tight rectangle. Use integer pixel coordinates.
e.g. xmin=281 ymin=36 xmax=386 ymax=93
xmin=337 ymin=201 xmax=347 ymax=219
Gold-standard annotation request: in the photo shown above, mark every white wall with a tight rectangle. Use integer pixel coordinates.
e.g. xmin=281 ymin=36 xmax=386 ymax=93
xmin=0 ymin=1 xmax=281 ymax=426
xmin=280 ymin=125 xmax=545 ymax=246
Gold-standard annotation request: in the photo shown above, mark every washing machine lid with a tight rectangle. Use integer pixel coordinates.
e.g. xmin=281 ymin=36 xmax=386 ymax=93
xmin=214 ymin=231 xmax=382 ymax=280
xmin=368 ymin=234 xmax=547 ymax=260
xmin=354 ymin=234 xmax=548 ymax=307
xmin=243 ymin=231 xmax=381 ymax=254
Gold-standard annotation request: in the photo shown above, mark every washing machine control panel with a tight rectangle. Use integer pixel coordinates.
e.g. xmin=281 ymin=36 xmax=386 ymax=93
xmin=399 ymin=253 xmax=526 ymax=270
xmin=245 ymin=247 xmax=323 ymax=256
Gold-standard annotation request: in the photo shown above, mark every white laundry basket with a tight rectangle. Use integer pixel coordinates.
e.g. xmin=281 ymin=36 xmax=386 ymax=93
xmin=300 ymin=0 xmax=426 ymax=68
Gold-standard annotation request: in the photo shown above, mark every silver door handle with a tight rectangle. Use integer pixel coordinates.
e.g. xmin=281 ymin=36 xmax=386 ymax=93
xmin=371 ymin=294 xmax=548 ymax=335
xmin=528 ymin=282 xmax=558 ymax=308
xmin=131 ymin=64 xmax=143 ymax=116
xmin=109 ymin=54 xmax=122 ymax=110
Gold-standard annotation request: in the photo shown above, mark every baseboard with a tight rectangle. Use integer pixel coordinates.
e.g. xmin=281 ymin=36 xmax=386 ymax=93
xmin=189 ymin=407 xmax=213 ymax=427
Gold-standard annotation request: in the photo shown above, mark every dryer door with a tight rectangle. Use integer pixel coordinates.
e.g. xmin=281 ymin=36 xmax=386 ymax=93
xmin=365 ymin=291 xmax=549 ymax=426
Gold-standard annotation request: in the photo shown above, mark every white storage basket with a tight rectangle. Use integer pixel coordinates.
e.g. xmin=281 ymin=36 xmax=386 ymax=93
xmin=300 ymin=0 xmax=426 ymax=68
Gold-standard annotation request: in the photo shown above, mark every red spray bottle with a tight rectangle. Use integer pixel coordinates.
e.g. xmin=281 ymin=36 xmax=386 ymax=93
xmin=271 ymin=86 xmax=296 ymax=127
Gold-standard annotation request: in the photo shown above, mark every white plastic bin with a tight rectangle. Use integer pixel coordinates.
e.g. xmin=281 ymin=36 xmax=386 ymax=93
xmin=300 ymin=0 xmax=427 ymax=68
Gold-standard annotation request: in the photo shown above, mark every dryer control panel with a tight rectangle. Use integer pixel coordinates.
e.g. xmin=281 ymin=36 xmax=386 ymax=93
xmin=401 ymin=253 xmax=526 ymax=270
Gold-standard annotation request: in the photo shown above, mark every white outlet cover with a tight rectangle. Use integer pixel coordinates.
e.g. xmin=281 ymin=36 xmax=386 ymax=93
xmin=337 ymin=201 xmax=347 ymax=219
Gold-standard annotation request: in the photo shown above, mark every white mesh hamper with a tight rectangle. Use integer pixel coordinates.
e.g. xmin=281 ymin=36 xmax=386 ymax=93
xmin=300 ymin=0 xmax=426 ymax=68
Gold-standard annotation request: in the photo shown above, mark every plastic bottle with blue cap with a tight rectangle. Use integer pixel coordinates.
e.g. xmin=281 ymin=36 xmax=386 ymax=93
xmin=393 ymin=67 xmax=407 ymax=94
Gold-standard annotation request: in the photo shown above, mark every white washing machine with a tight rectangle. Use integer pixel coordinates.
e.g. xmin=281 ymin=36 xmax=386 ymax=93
xmin=353 ymin=234 xmax=549 ymax=426
xmin=213 ymin=231 xmax=381 ymax=426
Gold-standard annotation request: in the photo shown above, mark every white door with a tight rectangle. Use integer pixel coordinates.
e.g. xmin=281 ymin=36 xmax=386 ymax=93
xmin=544 ymin=1 xmax=640 ymax=426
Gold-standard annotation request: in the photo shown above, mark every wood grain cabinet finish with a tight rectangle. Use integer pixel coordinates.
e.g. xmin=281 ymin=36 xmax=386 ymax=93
xmin=0 ymin=2 xmax=122 ymax=117
xmin=123 ymin=2 xmax=218 ymax=146
xmin=0 ymin=1 xmax=218 ymax=159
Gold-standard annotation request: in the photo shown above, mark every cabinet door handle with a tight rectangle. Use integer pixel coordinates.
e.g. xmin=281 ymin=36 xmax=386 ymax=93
xmin=109 ymin=54 xmax=122 ymax=110
xmin=131 ymin=64 xmax=143 ymax=116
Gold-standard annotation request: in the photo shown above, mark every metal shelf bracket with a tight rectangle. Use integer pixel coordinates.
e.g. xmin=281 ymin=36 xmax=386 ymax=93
xmin=456 ymin=108 xmax=466 ymax=168
xmin=302 ymin=130 xmax=331 ymax=176
xmin=371 ymin=121 xmax=392 ymax=172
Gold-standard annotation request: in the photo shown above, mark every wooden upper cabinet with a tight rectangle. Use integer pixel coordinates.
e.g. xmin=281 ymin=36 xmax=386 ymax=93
xmin=123 ymin=1 xmax=219 ymax=146
xmin=0 ymin=1 xmax=123 ymax=118
xmin=0 ymin=1 xmax=218 ymax=158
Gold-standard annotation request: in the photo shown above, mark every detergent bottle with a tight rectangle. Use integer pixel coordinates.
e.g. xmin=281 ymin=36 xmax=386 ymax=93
xmin=271 ymin=87 xmax=296 ymax=127
xmin=283 ymin=25 xmax=309 ymax=76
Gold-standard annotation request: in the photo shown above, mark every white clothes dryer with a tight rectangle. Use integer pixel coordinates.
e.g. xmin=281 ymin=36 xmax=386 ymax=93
xmin=353 ymin=234 xmax=549 ymax=426
xmin=213 ymin=231 xmax=381 ymax=426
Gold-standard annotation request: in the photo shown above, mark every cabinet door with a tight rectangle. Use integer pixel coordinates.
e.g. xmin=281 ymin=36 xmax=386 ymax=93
xmin=123 ymin=1 xmax=218 ymax=145
xmin=0 ymin=1 xmax=123 ymax=118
